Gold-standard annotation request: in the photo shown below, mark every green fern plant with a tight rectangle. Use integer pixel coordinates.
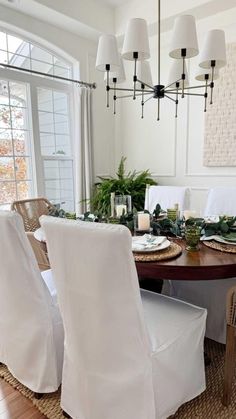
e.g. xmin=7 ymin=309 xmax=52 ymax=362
xmin=90 ymin=157 xmax=157 ymax=216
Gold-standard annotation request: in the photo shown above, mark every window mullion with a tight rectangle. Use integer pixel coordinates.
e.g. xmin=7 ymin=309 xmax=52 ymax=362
xmin=29 ymin=83 xmax=45 ymax=196
xmin=8 ymin=82 xmax=18 ymax=200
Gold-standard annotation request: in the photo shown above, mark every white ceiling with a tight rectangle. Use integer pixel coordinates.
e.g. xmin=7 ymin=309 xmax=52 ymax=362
xmin=95 ymin=0 xmax=129 ymax=7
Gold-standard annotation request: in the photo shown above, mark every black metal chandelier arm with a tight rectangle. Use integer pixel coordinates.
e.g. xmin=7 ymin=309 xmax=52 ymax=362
xmin=165 ymin=94 xmax=177 ymax=103
xmin=136 ymin=78 xmax=155 ymax=90
xmin=144 ymin=95 xmax=154 ymax=104
xmin=165 ymin=89 xmax=205 ymax=96
xmin=179 ymin=83 xmax=211 ymax=91
xmin=166 ymin=91 xmax=205 ymax=97
xmin=160 ymin=78 xmax=182 ymax=92
xmin=115 ymin=92 xmax=153 ymax=99
xmin=204 ymin=79 xmax=208 ymax=112
xmin=109 ymin=86 xmax=154 ymax=94
xmin=157 ymin=98 xmax=160 ymax=121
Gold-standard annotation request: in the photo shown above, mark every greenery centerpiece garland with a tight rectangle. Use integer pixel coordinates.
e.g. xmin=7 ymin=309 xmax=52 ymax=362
xmin=90 ymin=157 xmax=157 ymax=217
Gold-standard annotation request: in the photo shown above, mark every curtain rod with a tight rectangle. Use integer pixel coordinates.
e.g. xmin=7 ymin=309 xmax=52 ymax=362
xmin=0 ymin=63 xmax=96 ymax=89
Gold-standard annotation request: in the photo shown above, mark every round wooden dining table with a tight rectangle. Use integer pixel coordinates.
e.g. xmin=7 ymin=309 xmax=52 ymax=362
xmin=135 ymin=239 xmax=236 ymax=281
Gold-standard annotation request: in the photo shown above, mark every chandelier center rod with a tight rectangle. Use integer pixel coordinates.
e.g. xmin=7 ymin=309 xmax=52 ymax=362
xmin=158 ymin=0 xmax=161 ymax=86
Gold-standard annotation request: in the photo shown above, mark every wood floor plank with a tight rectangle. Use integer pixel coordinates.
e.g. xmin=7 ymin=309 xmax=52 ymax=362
xmin=0 ymin=381 xmax=15 ymax=402
xmin=0 ymin=379 xmax=45 ymax=419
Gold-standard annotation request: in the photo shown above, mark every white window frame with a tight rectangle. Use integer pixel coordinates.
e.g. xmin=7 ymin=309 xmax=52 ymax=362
xmin=0 ymin=66 xmax=75 ymax=208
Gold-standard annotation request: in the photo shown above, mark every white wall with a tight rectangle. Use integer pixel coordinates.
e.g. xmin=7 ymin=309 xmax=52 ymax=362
xmin=0 ymin=3 xmax=115 ymax=180
xmin=114 ymin=2 xmax=236 ymax=214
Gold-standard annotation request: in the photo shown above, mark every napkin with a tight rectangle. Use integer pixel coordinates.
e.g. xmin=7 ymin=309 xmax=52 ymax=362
xmin=132 ymin=235 xmax=167 ymax=251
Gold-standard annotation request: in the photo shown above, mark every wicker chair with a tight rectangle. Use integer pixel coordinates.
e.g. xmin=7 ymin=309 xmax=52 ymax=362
xmin=11 ymin=198 xmax=54 ymax=271
xmin=222 ymin=286 xmax=236 ymax=406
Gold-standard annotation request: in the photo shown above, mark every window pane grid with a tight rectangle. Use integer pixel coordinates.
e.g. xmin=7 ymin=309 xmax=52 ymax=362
xmin=0 ymin=29 xmax=74 ymax=210
xmin=0 ymin=79 xmax=34 ymax=205
xmin=0 ymin=30 xmax=72 ymax=80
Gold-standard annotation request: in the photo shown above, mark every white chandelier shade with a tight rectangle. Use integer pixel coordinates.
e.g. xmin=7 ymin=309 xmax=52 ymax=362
xmin=169 ymin=15 xmax=199 ymax=59
xmin=195 ymin=66 xmax=219 ymax=82
xmin=104 ymin=55 xmax=126 ymax=84
xmin=96 ymin=34 xmax=120 ymax=72
xmin=168 ymin=59 xmax=189 ymax=89
xmin=137 ymin=61 xmax=153 ymax=86
xmin=95 ymin=0 xmax=227 ymax=121
xmin=199 ymin=30 xmax=226 ymax=69
xmin=122 ymin=18 xmax=150 ymax=61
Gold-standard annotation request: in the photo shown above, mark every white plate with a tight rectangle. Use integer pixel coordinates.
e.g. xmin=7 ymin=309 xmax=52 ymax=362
xmin=201 ymin=235 xmax=236 ymax=246
xmin=34 ymin=227 xmax=46 ymax=242
xmin=132 ymin=236 xmax=170 ymax=253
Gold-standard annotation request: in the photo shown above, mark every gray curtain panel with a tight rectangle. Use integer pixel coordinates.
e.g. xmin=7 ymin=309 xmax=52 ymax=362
xmin=74 ymin=86 xmax=94 ymax=214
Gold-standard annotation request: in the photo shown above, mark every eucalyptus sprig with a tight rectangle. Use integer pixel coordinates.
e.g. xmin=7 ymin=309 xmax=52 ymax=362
xmin=48 ymin=206 xmax=76 ymax=220
xmin=203 ymin=216 xmax=236 ymax=237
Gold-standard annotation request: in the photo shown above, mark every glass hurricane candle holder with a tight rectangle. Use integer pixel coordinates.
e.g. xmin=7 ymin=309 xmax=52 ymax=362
xmin=134 ymin=211 xmax=151 ymax=233
xmin=185 ymin=225 xmax=201 ymax=251
xmin=114 ymin=195 xmax=132 ymax=218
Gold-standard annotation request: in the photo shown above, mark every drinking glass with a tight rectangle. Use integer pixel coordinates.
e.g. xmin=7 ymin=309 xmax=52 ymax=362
xmin=185 ymin=225 xmax=201 ymax=251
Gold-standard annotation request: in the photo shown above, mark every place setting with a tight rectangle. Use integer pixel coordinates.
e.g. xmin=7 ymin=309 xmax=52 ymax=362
xmin=200 ymin=216 xmax=236 ymax=253
xmin=132 ymin=234 xmax=182 ymax=262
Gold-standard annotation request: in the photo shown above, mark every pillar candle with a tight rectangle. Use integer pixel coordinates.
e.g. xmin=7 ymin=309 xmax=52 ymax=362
xmin=116 ymin=204 xmax=127 ymax=217
xmin=138 ymin=213 xmax=150 ymax=231
xmin=184 ymin=210 xmax=197 ymax=220
xmin=110 ymin=192 xmax=115 ymax=217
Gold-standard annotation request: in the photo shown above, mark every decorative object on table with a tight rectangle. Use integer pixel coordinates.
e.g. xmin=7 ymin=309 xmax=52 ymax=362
xmin=185 ymin=225 xmax=202 ymax=251
xmin=183 ymin=210 xmax=198 ymax=220
xmin=114 ymin=194 xmax=132 ymax=217
xmin=133 ymin=242 xmax=182 ymax=262
xmin=203 ymin=216 xmax=236 ymax=237
xmin=151 ymin=206 xmax=182 ymax=237
xmin=167 ymin=205 xmax=178 ymax=222
xmin=95 ymin=0 xmax=226 ymax=121
xmin=48 ymin=206 xmax=76 ymax=220
xmin=90 ymin=157 xmax=156 ymax=217
xmin=183 ymin=216 xmax=205 ymax=251
xmin=134 ymin=211 xmax=151 ymax=233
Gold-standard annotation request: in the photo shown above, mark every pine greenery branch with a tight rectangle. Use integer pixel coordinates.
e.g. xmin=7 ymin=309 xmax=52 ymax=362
xmin=90 ymin=157 xmax=157 ymax=216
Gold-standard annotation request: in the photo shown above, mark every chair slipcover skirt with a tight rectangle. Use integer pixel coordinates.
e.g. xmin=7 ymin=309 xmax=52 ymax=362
xmin=42 ymin=216 xmax=206 ymax=419
xmin=0 ymin=211 xmax=63 ymax=393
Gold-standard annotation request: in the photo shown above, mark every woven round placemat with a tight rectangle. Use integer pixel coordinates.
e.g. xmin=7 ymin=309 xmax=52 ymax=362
xmin=133 ymin=242 xmax=182 ymax=262
xmin=203 ymin=240 xmax=236 ymax=254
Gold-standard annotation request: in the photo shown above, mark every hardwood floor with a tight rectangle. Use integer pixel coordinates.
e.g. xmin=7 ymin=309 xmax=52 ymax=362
xmin=0 ymin=378 xmax=45 ymax=419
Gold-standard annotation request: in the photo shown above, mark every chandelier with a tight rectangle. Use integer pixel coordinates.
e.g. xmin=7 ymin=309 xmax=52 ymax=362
xmin=95 ymin=0 xmax=226 ymax=121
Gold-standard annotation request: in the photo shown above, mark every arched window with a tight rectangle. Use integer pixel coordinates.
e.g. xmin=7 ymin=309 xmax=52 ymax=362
xmin=0 ymin=29 xmax=75 ymax=211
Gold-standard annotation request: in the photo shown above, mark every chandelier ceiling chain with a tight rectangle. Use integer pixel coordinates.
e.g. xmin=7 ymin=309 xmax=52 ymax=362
xmin=95 ymin=0 xmax=226 ymax=121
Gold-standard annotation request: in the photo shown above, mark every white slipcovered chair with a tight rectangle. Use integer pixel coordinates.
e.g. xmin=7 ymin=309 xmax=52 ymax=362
xmin=145 ymin=185 xmax=190 ymax=213
xmin=164 ymin=187 xmax=236 ymax=344
xmin=41 ymin=215 xmax=206 ymax=419
xmin=204 ymin=187 xmax=236 ymax=217
xmin=0 ymin=211 xmax=64 ymax=394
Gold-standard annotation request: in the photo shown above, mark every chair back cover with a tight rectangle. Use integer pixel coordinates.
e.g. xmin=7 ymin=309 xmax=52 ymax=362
xmin=145 ymin=185 xmax=190 ymax=213
xmin=41 ymin=216 xmax=155 ymax=419
xmin=0 ymin=211 xmax=62 ymax=392
xmin=204 ymin=187 xmax=236 ymax=216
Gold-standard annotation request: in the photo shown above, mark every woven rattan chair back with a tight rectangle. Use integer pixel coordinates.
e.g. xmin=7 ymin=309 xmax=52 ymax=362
xmin=222 ymin=286 xmax=236 ymax=406
xmin=11 ymin=198 xmax=54 ymax=232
